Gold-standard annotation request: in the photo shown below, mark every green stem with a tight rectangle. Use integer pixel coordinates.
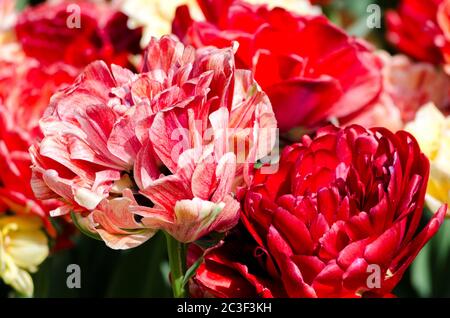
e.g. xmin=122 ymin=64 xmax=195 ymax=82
xmin=165 ymin=232 xmax=187 ymax=298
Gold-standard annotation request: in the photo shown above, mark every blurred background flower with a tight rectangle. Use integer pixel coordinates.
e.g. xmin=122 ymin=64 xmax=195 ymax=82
xmin=347 ymin=52 xmax=450 ymax=131
xmin=0 ymin=215 xmax=49 ymax=297
xmin=386 ymin=0 xmax=445 ymax=64
xmin=173 ymin=0 xmax=383 ymax=133
xmin=405 ymin=103 xmax=450 ymax=217
xmin=119 ymin=0 xmax=320 ymax=48
xmin=118 ymin=0 xmax=204 ymax=47
xmin=15 ymin=0 xmax=142 ymax=69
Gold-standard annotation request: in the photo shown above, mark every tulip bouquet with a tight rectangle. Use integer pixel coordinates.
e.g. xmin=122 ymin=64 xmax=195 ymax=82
xmin=0 ymin=0 xmax=449 ymax=298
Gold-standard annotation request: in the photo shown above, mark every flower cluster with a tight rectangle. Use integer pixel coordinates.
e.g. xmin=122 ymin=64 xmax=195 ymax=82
xmin=0 ymin=0 xmax=448 ymax=299
xmin=0 ymin=0 xmax=142 ymax=296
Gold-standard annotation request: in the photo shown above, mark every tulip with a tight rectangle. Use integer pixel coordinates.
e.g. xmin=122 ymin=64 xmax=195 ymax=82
xmin=173 ymin=0 xmax=382 ymax=132
xmin=386 ymin=0 xmax=445 ymax=64
xmin=189 ymin=125 xmax=446 ymax=297
xmin=30 ymin=36 xmax=276 ymax=249
xmin=120 ymin=0 xmax=319 ymax=48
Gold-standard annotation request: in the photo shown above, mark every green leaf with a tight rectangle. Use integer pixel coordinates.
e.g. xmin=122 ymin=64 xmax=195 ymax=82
xmin=254 ymin=160 xmax=263 ymax=169
xmin=182 ymin=256 xmax=203 ymax=288
xmin=70 ymin=211 xmax=102 ymax=241
xmin=195 ymin=232 xmax=225 ymax=249
xmin=410 ymin=214 xmax=450 ymax=297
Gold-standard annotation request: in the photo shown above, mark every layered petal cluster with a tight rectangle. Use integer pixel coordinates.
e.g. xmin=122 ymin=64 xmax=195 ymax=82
xmin=15 ymin=0 xmax=142 ymax=68
xmin=30 ymin=36 xmax=276 ymax=249
xmin=406 ymin=103 xmax=450 ymax=216
xmin=173 ymin=0 xmax=382 ymax=132
xmin=190 ymin=125 xmax=446 ymax=297
xmin=0 ymin=215 xmax=49 ymax=297
xmin=349 ymin=52 xmax=450 ymax=131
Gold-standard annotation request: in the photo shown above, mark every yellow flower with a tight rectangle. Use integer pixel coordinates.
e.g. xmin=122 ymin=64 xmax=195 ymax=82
xmin=0 ymin=215 xmax=49 ymax=297
xmin=119 ymin=0 xmax=320 ymax=47
xmin=405 ymin=103 xmax=450 ymax=216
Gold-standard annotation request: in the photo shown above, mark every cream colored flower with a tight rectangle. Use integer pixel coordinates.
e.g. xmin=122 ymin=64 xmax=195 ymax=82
xmin=405 ymin=103 xmax=450 ymax=216
xmin=119 ymin=0 xmax=203 ymax=46
xmin=119 ymin=0 xmax=320 ymax=47
xmin=0 ymin=215 xmax=49 ymax=296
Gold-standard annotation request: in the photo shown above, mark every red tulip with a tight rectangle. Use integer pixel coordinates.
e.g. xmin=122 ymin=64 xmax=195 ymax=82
xmin=386 ymin=0 xmax=445 ymax=64
xmin=173 ymin=0 xmax=382 ymax=132
xmin=190 ymin=125 xmax=446 ymax=298
xmin=15 ymin=0 xmax=142 ymax=68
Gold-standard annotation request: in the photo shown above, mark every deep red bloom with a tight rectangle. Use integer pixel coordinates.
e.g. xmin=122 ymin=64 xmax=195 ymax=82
xmin=386 ymin=0 xmax=446 ymax=64
xmin=173 ymin=0 xmax=382 ymax=132
xmin=15 ymin=0 xmax=142 ymax=68
xmin=190 ymin=125 xmax=446 ymax=298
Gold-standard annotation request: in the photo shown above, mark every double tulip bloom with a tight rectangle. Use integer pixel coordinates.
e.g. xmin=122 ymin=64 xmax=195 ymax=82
xmin=190 ymin=125 xmax=446 ymax=298
xmin=0 ymin=0 xmax=447 ymax=299
xmin=30 ymin=36 xmax=276 ymax=249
